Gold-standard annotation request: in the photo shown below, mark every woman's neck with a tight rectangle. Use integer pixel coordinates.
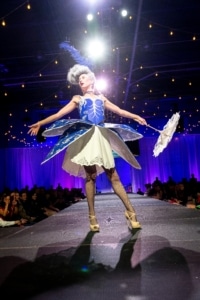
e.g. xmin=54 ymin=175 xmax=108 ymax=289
xmin=83 ymin=90 xmax=95 ymax=95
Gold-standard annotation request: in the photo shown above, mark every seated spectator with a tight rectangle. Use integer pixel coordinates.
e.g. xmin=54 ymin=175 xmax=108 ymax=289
xmin=137 ymin=188 xmax=144 ymax=195
xmin=42 ymin=191 xmax=60 ymax=215
xmin=195 ymin=192 xmax=200 ymax=207
xmin=148 ymin=183 xmax=165 ymax=200
xmin=0 ymin=193 xmax=27 ymax=226
xmin=6 ymin=194 xmax=28 ymax=225
xmin=144 ymin=183 xmax=152 ymax=196
xmin=0 ymin=193 xmax=10 ymax=218
xmin=152 ymin=177 xmax=162 ymax=187
xmin=27 ymin=191 xmax=48 ymax=222
xmin=188 ymin=174 xmax=198 ymax=200
xmin=11 ymin=191 xmax=34 ymax=224
xmin=51 ymin=188 xmax=69 ymax=210
xmin=175 ymin=183 xmax=188 ymax=206
xmin=165 ymin=182 xmax=177 ymax=201
xmin=70 ymin=188 xmax=86 ymax=203
xmin=166 ymin=176 xmax=176 ymax=186
xmin=62 ymin=188 xmax=74 ymax=206
xmin=19 ymin=191 xmax=32 ymax=216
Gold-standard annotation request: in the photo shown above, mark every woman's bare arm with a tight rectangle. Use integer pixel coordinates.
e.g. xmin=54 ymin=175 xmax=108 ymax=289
xmin=104 ymin=97 xmax=147 ymax=125
xmin=28 ymin=95 xmax=79 ymax=135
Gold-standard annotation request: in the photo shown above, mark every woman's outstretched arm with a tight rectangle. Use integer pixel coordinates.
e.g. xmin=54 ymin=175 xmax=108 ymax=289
xmin=28 ymin=95 xmax=79 ymax=136
xmin=104 ymin=97 xmax=147 ymax=125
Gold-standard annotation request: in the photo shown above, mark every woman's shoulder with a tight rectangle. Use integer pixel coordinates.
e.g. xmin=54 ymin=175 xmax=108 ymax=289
xmin=71 ymin=94 xmax=82 ymax=104
xmin=72 ymin=94 xmax=81 ymax=100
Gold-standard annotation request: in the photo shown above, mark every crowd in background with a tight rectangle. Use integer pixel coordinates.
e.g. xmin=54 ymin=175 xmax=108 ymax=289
xmin=0 ymin=184 xmax=86 ymax=227
xmin=137 ymin=174 xmax=200 ymax=208
xmin=1 ymin=174 xmax=200 ymax=227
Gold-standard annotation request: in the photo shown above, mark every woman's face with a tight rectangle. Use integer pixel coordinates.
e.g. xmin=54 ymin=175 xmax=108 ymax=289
xmin=11 ymin=198 xmax=18 ymax=205
xmin=32 ymin=193 xmax=37 ymax=200
xmin=3 ymin=195 xmax=10 ymax=204
xmin=79 ymin=73 xmax=93 ymax=91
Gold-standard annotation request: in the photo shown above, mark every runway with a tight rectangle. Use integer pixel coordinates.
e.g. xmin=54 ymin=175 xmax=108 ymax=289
xmin=0 ymin=193 xmax=200 ymax=300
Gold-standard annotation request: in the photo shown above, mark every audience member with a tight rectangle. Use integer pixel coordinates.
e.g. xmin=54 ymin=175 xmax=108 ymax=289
xmin=0 ymin=193 xmax=10 ymax=218
xmin=175 ymin=183 xmax=188 ymax=206
xmin=27 ymin=191 xmax=48 ymax=223
xmin=166 ymin=176 xmax=176 ymax=186
xmin=144 ymin=183 xmax=152 ymax=196
xmin=137 ymin=188 xmax=144 ymax=195
xmin=152 ymin=177 xmax=162 ymax=187
xmin=0 ymin=193 xmax=27 ymax=226
xmin=6 ymin=194 xmax=28 ymax=225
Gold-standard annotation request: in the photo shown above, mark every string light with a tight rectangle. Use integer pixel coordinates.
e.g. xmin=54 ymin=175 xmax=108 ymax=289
xmin=26 ymin=2 xmax=31 ymax=10
xmin=1 ymin=20 xmax=6 ymax=26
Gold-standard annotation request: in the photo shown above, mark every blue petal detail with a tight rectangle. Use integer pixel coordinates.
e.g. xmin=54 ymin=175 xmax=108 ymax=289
xmin=42 ymin=127 xmax=91 ymax=163
xmin=42 ymin=119 xmax=92 ymax=137
xmin=104 ymin=123 xmax=143 ymax=141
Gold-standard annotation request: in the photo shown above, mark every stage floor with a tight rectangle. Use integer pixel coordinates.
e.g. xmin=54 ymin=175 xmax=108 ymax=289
xmin=0 ymin=194 xmax=200 ymax=300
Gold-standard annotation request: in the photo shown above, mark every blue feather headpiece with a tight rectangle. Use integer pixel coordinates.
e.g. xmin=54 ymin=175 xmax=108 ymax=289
xmin=59 ymin=41 xmax=93 ymax=69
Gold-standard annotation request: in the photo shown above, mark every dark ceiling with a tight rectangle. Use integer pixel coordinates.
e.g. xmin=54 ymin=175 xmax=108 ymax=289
xmin=0 ymin=0 xmax=200 ymax=147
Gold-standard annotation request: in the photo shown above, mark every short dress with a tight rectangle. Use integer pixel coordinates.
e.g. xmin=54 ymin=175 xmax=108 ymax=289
xmin=41 ymin=96 xmax=143 ymax=178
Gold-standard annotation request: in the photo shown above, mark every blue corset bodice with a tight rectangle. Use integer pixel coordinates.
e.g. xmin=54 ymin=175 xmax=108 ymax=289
xmin=79 ymin=97 xmax=104 ymax=125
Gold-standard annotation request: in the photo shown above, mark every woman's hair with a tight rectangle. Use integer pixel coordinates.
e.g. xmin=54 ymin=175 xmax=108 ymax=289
xmin=67 ymin=64 xmax=96 ymax=85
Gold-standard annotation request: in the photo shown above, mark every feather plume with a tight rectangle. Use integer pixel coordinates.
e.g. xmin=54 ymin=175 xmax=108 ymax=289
xmin=59 ymin=41 xmax=93 ymax=68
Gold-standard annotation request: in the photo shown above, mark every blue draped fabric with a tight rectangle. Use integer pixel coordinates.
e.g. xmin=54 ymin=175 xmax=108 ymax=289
xmin=0 ymin=134 xmax=199 ymax=193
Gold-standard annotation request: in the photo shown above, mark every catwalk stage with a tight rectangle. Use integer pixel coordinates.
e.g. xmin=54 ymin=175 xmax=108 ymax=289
xmin=0 ymin=193 xmax=200 ymax=300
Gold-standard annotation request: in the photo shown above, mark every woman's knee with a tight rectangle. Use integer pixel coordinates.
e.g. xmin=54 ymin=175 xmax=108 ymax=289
xmin=105 ymin=168 xmax=120 ymax=182
xmin=84 ymin=166 xmax=97 ymax=182
xmin=85 ymin=172 xmax=97 ymax=182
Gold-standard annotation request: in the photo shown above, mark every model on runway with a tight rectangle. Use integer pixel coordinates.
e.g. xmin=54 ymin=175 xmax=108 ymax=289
xmin=28 ymin=64 xmax=147 ymax=232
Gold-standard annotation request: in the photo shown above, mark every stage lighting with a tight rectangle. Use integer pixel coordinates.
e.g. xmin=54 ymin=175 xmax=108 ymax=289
xmin=86 ymin=39 xmax=105 ymax=59
xmin=121 ymin=9 xmax=128 ymax=17
xmin=87 ymin=13 xmax=94 ymax=21
xmin=96 ymin=78 xmax=108 ymax=91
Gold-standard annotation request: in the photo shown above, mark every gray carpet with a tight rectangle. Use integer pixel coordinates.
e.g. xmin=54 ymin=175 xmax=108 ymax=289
xmin=0 ymin=194 xmax=200 ymax=300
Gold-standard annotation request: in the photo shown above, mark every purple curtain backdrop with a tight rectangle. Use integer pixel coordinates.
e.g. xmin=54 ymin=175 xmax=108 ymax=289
xmin=0 ymin=134 xmax=199 ymax=193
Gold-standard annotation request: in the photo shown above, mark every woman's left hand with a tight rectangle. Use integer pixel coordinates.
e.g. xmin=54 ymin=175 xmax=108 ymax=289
xmin=136 ymin=116 xmax=147 ymax=125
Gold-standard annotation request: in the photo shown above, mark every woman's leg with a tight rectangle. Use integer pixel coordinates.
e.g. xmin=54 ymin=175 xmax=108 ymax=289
xmin=104 ymin=167 xmax=141 ymax=229
xmin=84 ymin=165 xmax=99 ymax=231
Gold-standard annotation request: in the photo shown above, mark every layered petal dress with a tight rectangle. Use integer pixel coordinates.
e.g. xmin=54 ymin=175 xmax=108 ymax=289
xmin=41 ymin=96 xmax=143 ymax=178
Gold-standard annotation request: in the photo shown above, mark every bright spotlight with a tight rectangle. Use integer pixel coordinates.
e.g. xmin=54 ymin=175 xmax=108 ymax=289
xmin=87 ymin=13 xmax=94 ymax=21
xmin=96 ymin=78 xmax=108 ymax=91
xmin=121 ymin=9 xmax=128 ymax=17
xmin=87 ymin=39 xmax=105 ymax=60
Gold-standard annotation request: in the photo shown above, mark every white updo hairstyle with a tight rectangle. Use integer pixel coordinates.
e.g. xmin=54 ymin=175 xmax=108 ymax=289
xmin=67 ymin=64 xmax=96 ymax=85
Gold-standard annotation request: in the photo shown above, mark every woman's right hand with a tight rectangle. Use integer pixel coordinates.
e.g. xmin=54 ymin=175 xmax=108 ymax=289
xmin=28 ymin=122 xmax=40 ymax=136
xmin=5 ymin=197 xmax=10 ymax=205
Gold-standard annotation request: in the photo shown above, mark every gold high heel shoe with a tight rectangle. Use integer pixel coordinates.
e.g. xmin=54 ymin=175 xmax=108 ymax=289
xmin=125 ymin=210 xmax=141 ymax=229
xmin=89 ymin=215 xmax=100 ymax=232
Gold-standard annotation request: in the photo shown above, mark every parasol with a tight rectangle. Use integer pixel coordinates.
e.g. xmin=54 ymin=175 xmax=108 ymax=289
xmin=146 ymin=112 xmax=180 ymax=157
